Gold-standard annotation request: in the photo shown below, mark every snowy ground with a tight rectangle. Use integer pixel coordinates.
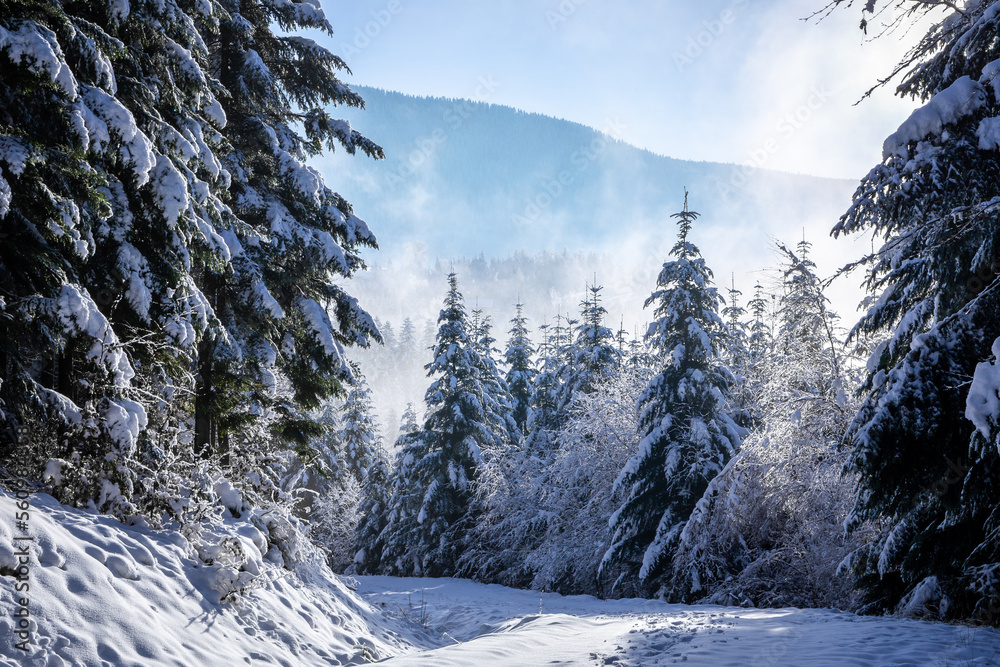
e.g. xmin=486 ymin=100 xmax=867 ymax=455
xmin=355 ymin=576 xmax=1000 ymax=666
xmin=2 ymin=491 xmax=999 ymax=666
xmin=0 ymin=491 xmax=412 ymax=666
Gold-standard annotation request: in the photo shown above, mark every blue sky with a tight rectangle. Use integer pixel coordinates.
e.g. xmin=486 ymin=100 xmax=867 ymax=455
xmin=312 ymin=1 xmax=944 ymax=321
xmin=320 ymin=0 xmax=932 ymax=180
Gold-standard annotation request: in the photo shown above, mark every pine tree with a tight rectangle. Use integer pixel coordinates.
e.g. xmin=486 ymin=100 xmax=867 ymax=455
xmin=722 ymin=277 xmax=748 ymax=366
xmin=380 ymin=320 xmax=398 ymax=355
xmin=0 ymin=0 xmax=383 ymax=522
xmin=379 ymin=273 xmax=513 ymax=576
xmin=747 ymin=281 xmax=772 ymax=364
xmin=603 ymin=192 xmax=742 ymax=595
xmin=470 ymin=307 xmax=519 ymax=449
xmin=397 ymin=317 xmax=420 ymax=398
xmin=504 ymin=303 xmax=537 ymax=438
xmin=398 ymin=402 xmax=420 ymax=438
xmin=670 ymin=239 xmax=858 ymax=608
xmin=558 ymin=284 xmax=620 ymax=410
xmin=524 ymin=316 xmax=569 ymax=459
xmin=722 ymin=275 xmax=754 ymax=430
xmin=832 ymin=0 xmax=1000 ymax=624
xmin=625 ymin=329 xmax=657 ymax=372
xmin=337 ymin=374 xmax=382 ymax=485
xmin=351 ymin=439 xmax=391 ymax=575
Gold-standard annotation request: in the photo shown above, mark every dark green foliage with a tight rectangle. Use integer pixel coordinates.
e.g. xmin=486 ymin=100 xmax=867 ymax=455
xmin=834 ymin=1 xmax=1000 ymax=624
xmin=0 ymin=0 xmax=383 ymax=526
xmin=504 ymin=303 xmax=536 ymax=438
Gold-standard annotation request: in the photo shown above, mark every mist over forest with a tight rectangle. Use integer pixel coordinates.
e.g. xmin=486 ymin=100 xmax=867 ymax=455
xmin=314 ymin=87 xmax=866 ymax=306
xmin=324 ymin=90 xmax=870 ymax=443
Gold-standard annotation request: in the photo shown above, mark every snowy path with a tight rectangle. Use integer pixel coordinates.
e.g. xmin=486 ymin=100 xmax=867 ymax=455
xmin=355 ymin=576 xmax=1000 ymax=666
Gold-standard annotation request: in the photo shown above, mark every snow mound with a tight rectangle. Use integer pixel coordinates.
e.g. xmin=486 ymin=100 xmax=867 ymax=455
xmin=0 ymin=491 xmax=409 ymax=666
xmin=3 ymin=496 xmax=998 ymax=666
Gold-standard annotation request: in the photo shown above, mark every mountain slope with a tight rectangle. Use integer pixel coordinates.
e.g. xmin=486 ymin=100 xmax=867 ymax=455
xmin=313 ymin=86 xmax=860 ymax=278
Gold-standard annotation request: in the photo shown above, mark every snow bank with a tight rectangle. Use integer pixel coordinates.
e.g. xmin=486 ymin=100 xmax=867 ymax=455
xmin=2 ymin=506 xmax=998 ymax=667
xmin=0 ymin=491 xmax=410 ymax=665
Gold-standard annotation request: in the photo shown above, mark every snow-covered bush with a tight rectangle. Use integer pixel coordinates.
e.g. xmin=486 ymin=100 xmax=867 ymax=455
xmin=669 ymin=240 xmax=861 ymax=609
xmin=464 ymin=366 xmax=647 ymax=596
xmin=525 ymin=366 xmax=649 ymax=596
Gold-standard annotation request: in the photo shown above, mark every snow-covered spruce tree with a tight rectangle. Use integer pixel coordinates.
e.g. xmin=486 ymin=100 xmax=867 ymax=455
xmin=830 ymin=0 xmax=1000 ymax=624
xmin=522 ymin=288 xmax=619 ymax=465
xmin=624 ymin=330 xmax=657 ymax=372
xmin=524 ymin=319 xmax=566 ymax=459
xmin=379 ymin=273 xmax=514 ymax=576
xmin=470 ymin=308 xmax=520 ymax=453
xmin=557 ymin=284 xmax=620 ymax=412
xmin=398 ymin=402 xmax=420 ymax=438
xmin=723 ymin=277 xmax=748 ymax=360
xmin=603 ymin=192 xmax=742 ymax=596
xmin=670 ymin=239 xmax=859 ymax=608
xmin=396 ymin=316 xmax=422 ymax=401
xmin=0 ymin=0 xmax=192 ymax=517
xmin=746 ymin=281 xmax=772 ymax=368
xmin=336 ymin=374 xmax=381 ymax=485
xmin=192 ymin=0 xmax=383 ymax=465
xmin=0 ymin=0 xmax=383 ymax=524
xmin=291 ymin=374 xmax=382 ymax=570
xmin=504 ymin=302 xmax=537 ymax=438
xmin=280 ymin=375 xmax=380 ymax=571
xmin=351 ymin=437 xmax=391 ymax=575
xmin=352 ymin=400 xmax=416 ymax=575
xmin=721 ymin=275 xmax=755 ymax=430
xmin=461 ymin=314 xmax=550 ymax=587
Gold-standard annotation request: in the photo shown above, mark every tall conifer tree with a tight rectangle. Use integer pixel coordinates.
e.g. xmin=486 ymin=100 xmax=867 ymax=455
xmin=380 ymin=273 xmax=512 ymax=576
xmin=603 ymin=192 xmax=741 ymax=594
xmin=504 ymin=303 xmax=536 ymax=439
xmin=832 ymin=0 xmax=1000 ymax=623
xmin=0 ymin=0 xmax=383 ymax=519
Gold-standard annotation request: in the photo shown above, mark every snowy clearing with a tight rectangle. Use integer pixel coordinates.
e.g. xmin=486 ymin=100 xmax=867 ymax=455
xmin=1 ymin=491 xmax=999 ymax=666
xmin=355 ymin=575 xmax=1000 ymax=666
